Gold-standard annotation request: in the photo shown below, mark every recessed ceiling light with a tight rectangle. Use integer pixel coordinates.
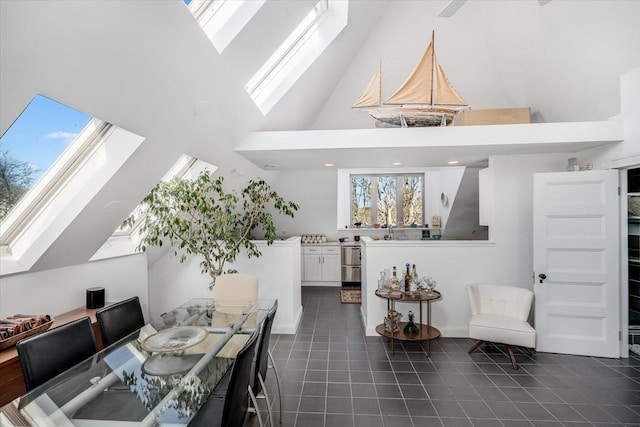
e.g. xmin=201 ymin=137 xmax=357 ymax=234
xmin=448 ymin=160 xmax=459 ymax=165
xmin=392 ymin=162 xmax=402 ymax=166
xmin=263 ymin=165 xmax=276 ymax=169
xmin=324 ymin=163 xmax=334 ymax=167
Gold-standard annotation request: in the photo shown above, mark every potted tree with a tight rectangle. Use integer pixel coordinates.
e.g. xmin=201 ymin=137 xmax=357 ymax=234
xmin=130 ymin=170 xmax=298 ymax=288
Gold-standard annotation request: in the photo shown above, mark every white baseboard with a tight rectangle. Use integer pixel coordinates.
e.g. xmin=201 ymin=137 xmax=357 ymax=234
xmin=273 ymin=305 xmax=303 ymax=335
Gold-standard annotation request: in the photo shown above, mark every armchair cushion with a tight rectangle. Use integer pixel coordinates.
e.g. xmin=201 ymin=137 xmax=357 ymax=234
xmin=469 ymin=313 xmax=536 ymax=348
xmin=467 ymin=284 xmax=536 ymax=349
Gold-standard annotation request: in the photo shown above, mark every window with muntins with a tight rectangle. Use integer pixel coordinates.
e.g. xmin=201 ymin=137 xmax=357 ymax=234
xmin=351 ymin=173 xmax=423 ymax=227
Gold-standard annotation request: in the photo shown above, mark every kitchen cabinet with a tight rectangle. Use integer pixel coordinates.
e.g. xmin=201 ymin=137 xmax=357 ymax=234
xmin=302 ymin=245 xmax=341 ymax=284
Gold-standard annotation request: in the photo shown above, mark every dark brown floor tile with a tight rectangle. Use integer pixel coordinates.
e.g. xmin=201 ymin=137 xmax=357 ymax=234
xmin=440 ymin=417 xmax=473 ymax=426
xmin=295 ymin=412 xmax=324 ymax=427
xmin=350 ymin=371 xmax=374 ymax=383
xmin=432 ymin=400 xmax=466 ymax=418
xmin=400 ymin=384 xmax=427 ymax=399
xmin=381 ymin=415 xmax=413 ymax=426
xmin=351 ymin=383 xmax=377 ymax=398
xmin=485 ymin=401 xmax=526 ymax=420
xmin=326 ymin=382 xmax=351 ymax=397
xmin=375 ymin=383 xmax=402 ymax=398
xmin=298 ymin=396 xmax=326 ymax=413
xmin=305 ymin=370 xmax=327 ymax=382
xmin=459 ymin=401 xmax=495 ymax=419
xmin=378 ymin=398 xmax=409 ymax=416
xmin=410 ymin=416 xmax=444 ymax=426
xmin=353 ymin=414 xmax=383 ymax=427
xmin=372 ymin=371 xmax=397 ymax=384
xmin=476 ymin=385 xmax=509 ymax=402
xmin=302 ymin=381 xmax=326 ymax=397
xmin=290 ymin=287 xmax=640 ymax=427
xmin=326 ymin=396 xmax=353 ymax=414
xmin=395 ymin=372 xmax=422 ymax=385
xmin=405 ymin=399 xmax=437 ymax=416
xmin=326 ymin=413 xmax=354 ymax=426
xmin=513 ymin=402 xmax=555 ymax=421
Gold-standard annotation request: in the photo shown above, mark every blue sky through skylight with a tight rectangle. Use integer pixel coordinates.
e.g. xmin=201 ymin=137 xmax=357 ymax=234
xmin=0 ymin=95 xmax=92 ymax=181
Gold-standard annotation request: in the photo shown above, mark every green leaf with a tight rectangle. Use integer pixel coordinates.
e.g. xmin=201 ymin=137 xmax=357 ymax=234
xmin=132 ymin=170 xmax=298 ymax=287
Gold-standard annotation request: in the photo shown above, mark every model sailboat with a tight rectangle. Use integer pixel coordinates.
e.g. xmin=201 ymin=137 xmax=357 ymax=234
xmin=353 ymin=31 xmax=468 ymax=127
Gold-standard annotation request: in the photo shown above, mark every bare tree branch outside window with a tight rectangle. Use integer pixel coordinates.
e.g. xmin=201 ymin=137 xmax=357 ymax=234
xmin=350 ymin=173 xmax=423 ymax=227
xmin=351 ymin=176 xmax=371 ymax=225
xmin=0 ymin=148 xmax=39 ymax=220
xmin=377 ymin=176 xmax=396 ymax=226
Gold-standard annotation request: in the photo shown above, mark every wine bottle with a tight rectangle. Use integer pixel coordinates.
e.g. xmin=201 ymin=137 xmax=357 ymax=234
xmin=391 ymin=266 xmax=399 ymax=291
xmin=410 ymin=264 xmax=418 ymax=292
xmin=404 ymin=263 xmax=411 ymax=292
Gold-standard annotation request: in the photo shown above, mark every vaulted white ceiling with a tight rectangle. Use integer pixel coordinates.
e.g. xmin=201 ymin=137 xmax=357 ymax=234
xmin=0 ymin=0 xmax=638 ymax=273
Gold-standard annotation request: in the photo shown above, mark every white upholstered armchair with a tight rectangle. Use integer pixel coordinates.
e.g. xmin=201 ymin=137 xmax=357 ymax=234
xmin=213 ymin=273 xmax=259 ymax=328
xmin=466 ymin=284 xmax=536 ymax=369
xmin=213 ymin=273 xmax=259 ymax=304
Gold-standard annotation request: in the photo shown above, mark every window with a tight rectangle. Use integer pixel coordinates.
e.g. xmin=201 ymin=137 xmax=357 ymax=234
xmin=245 ymin=0 xmax=348 ymax=114
xmin=351 ymin=174 xmax=423 ymax=227
xmin=0 ymin=94 xmax=91 ymax=221
xmin=188 ymin=0 xmax=266 ymax=53
xmin=92 ymin=155 xmax=217 ymax=261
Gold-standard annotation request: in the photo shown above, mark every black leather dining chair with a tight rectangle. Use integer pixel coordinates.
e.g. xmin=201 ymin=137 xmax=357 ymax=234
xmin=188 ymin=328 xmax=261 ymax=427
xmin=96 ymin=296 xmax=145 ymax=347
xmin=16 ymin=316 xmax=97 ymax=391
xmin=251 ymin=300 xmax=282 ymax=425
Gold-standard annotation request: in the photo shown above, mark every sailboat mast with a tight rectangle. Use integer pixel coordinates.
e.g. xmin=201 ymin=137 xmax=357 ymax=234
xmin=430 ymin=30 xmax=435 ymax=106
xmin=378 ymin=59 xmax=382 ymax=108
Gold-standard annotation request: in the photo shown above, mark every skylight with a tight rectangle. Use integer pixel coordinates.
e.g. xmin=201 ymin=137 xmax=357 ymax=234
xmin=188 ymin=0 xmax=266 ymax=53
xmin=245 ymin=0 xmax=348 ymax=115
xmin=0 ymin=95 xmax=91 ymax=222
xmin=92 ymin=155 xmax=217 ymax=261
xmin=112 ymin=154 xmax=213 ymax=237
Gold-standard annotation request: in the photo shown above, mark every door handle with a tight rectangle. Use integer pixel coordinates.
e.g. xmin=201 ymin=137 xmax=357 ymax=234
xmin=538 ymin=273 xmax=547 ymax=283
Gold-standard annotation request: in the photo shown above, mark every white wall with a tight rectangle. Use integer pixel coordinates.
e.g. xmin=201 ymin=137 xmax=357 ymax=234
xmin=313 ymin=0 xmax=640 ymax=130
xmin=271 ymin=170 xmax=339 ymax=239
xmin=148 ymin=237 xmax=302 ymax=334
xmin=0 ymin=254 xmax=149 ymax=319
xmin=271 ymin=167 xmax=466 ymax=241
xmin=579 ymin=67 xmax=640 ymax=169
xmin=361 ymin=152 xmax=568 ymax=336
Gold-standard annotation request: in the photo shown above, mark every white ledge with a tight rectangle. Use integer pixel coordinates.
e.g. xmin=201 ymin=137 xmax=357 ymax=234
xmin=361 ymin=236 xmax=495 ymax=247
xmin=235 ymin=120 xmax=624 ymax=170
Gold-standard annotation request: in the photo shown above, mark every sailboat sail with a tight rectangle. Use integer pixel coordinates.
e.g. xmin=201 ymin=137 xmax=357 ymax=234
xmin=432 ymin=60 xmax=466 ymax=106
xmin=352 ymin=64 xmax=381 ymax=108
xmin=385 ymin=41 xmax=436 ymax=105
xmin=353 ymin=31 xmax=468 ymax=127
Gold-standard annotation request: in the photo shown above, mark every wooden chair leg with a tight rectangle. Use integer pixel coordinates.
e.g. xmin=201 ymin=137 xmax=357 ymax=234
xmin=521 ymin=346 xmax=533 ymax=356
xmin=505 ymin=345 xmax=519 ymax=370
xmin=467 ymin=340 xmax=484 ymax=354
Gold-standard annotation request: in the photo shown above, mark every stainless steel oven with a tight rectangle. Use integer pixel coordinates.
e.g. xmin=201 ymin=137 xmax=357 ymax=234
xmin=341 ymin=245 xmax=361 ymax=284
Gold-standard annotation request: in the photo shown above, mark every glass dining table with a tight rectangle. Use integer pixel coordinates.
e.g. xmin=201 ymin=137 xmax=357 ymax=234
xmin=0 ymin=298 xmax=275 ymax=427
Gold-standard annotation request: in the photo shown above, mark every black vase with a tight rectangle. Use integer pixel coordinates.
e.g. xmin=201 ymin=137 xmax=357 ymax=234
xmin=403 ymin=311 xmax=419 ymax=334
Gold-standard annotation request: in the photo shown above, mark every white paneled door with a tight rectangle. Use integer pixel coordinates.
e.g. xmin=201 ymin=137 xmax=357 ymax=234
xmin=533 ymin=170 xmax=620 ymax=358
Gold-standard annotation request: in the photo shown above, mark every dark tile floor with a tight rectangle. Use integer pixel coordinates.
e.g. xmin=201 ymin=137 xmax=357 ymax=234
xmin=253 ymin=287 xmax=640 ymax=427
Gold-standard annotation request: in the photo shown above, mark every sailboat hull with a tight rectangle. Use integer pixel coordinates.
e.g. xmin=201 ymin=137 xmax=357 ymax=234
xmin=368 ymin=106 xmax=460 ymax=127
